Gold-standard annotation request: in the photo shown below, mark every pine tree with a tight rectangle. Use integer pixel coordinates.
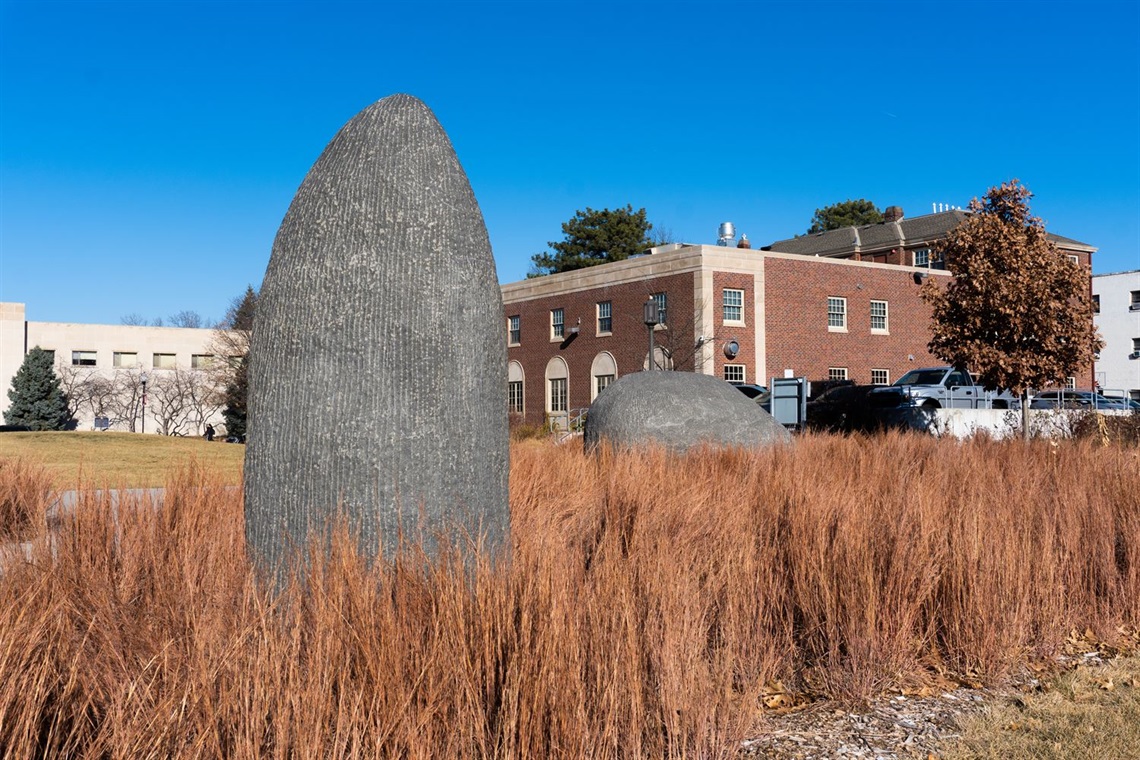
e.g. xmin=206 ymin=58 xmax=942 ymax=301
xmin=211 ymin=285 xmax=258 ymax=440
xmin=529 ymin=205 xmax=655 ymax=276
xmin=4 ymin=347 xmax=76 ymax=430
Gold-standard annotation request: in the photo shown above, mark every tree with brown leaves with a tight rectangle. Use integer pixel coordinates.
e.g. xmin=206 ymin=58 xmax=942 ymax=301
xmin=921 ymin=180 xmax=1102 ymax=436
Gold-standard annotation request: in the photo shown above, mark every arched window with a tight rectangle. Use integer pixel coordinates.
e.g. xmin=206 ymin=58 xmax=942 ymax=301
xmin=508 ymin=361 xmax=525 ymax=415
xmin=643 ymin=347 xmax=674 ymax=371
xmin=590 ymin=352 xmax=618 ymax=401
xmin=545 ymin=357 xmax=569 ymax=417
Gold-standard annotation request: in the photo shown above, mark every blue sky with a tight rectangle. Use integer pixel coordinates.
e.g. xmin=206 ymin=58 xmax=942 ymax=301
xmin=2 ymin=0 xmax=1138 ymax=326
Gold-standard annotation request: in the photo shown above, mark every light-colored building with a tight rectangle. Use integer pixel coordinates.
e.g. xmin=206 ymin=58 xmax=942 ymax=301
xmin=1 ymin=302 xmax=230 ymax=434
xmin=1092 ymin=270 xmax=1140 ymax=401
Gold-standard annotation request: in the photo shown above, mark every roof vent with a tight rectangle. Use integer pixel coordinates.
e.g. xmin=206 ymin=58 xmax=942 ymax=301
xmin=717 ymin=222 xmax=735 ymax=247
xmin=883 ymin=206 xmax=904 ymax=223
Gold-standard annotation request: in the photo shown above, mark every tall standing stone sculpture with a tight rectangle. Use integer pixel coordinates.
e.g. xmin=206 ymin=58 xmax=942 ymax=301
xmin=244 ymin=94 xmax=508 ymax=572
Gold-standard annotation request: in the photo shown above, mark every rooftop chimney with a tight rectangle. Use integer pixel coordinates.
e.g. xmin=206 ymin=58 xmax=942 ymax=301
xmin=883 ymin=205 xmax=904 ymax=223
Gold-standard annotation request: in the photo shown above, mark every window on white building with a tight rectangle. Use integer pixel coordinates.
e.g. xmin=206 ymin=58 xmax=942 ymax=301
xmin=191 ymin=354 xmax=213 ymax=370
xmin=723 ymin=364 xmax=745 ymax=383
xmin=113 ymin=352 xmax=137 ymax=368
xmin=153 ymin=353 xmax=176 ymax=369
xmin=871 ymin=368 xmax=890 ymax=385
xmin=71 ymin=350 xmax=97 ymax=367
xmin=827 ymin=297 xmax=847 ymax=330
xmin=723 ymin=288 xmax=744 ymax=323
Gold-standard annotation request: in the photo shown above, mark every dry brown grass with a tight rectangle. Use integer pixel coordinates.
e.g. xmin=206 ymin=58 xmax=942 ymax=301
xmin=0 ymin=431 xmax=244 ymax=487
xmin=945 ymin=656 xmax=1140 ymax=759
xmin=0 ymin=432 xmax=1137 ymax=757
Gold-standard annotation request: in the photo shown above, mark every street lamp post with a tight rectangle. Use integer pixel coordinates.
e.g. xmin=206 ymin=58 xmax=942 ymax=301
xmin=643 ymin=297 xmax=661 ymax=370
xmin=140 ymin=373 xmax=148 ymax=434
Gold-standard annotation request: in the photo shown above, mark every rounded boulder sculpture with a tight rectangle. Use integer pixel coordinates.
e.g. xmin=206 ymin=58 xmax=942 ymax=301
xmin=584 ymin=371 xmax=792 ymax=453
xmin=244 ymin=94 xmax=508 ymax=572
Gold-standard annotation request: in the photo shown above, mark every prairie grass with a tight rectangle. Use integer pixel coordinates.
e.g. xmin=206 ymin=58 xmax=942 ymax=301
xmin=0 ymin=431 xmax=244 ymax=487
xmin=0 ymin=432 xmax=1136 ymax=757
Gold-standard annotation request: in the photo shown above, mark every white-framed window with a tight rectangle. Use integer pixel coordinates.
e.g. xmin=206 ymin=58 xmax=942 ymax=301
xmin=508 ymin=315 xmax=520 ymax=345
xmin=652 ymin=292 xmax=667 ymax=324
xmin=71 ymin=350 xmax=97 ymax=367
xmin=827 ymin=297 xmax=847 ymax=330
xmin=829 ymin=367 xmax=848 ymax=381
xmin=870 ymin=300 xmax=888 ymax=333
xmin=723 ymin=288 xmax=744 ymax=323
xmin=551 ymin=308 xmax=564 ymax=340
xmin=508 ymin=360 xmax=525 ymax=415
xmin=723 ymin=364 xmax=745 ymax=383
xmin=871 ymin=368 xmax=890 ymax=385
xmin=590 ymin=352 xmax=618 ymax=401
xmin=1066 ymin=254 xmax=1079 ymax=265
xmin=549 ymin=378 xmax=567 ymax=412
xmin=914 ymin=247 xmax=945 ymax=269
xmin=597 ymin=301 xmax=612 ymax=335
xmin=508 ymin=381 xmax=524 ymax=414
xmin=113 ymin=352 xmax=137 ymax=368
xmin=1065 ymin=377 xmax=1077 ymax=390
xmin=153 ymin=353 xmax=176 ymax=369
xmin=190 ymin=354 xmax=213 ymax=370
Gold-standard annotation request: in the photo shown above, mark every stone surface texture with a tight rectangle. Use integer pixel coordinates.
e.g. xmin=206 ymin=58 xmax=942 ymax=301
xmin=244 ymin=94 xmax=508 ymax=570
xmin=584 ymin=371 xmax=792 ymax=453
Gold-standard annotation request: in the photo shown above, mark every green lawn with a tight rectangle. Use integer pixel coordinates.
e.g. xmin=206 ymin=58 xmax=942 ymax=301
xmin=0 ymin=431 xmax=244 ymax=488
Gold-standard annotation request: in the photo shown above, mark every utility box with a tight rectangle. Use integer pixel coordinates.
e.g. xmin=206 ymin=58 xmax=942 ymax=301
xmin=770 ymin=376 xmax=809 ymax=429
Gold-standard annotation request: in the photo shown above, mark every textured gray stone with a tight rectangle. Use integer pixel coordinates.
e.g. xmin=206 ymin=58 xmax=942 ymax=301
xmin=584 ymin=372 xmax=793 ymax=453
xmin=244 ymin=94 xmax=508 ymax=571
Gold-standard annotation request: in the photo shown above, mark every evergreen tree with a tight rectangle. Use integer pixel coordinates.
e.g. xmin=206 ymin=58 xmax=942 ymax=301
xmin=4 ymin=347 xmax=76 ymax=430
xmin=807 ymin=199 xmax=883 ymax=234
xmin=210 ymin=285 xmax=258 ymax=440
xmin=529 ymin=205 xmax=655 ymax=277
xmin=221 ymin=355 xmax=249 ymax=440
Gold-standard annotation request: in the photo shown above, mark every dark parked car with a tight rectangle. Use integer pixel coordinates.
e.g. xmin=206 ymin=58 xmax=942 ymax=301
xmin=805 ymin=384 xmax=878 ymax=432
xmin=731 ymin=383 xmax=771 ymax=413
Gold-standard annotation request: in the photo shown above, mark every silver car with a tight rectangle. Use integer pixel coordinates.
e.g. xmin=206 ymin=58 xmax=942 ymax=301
xmin=1029 ymin=390 xmax=1130 ymax=410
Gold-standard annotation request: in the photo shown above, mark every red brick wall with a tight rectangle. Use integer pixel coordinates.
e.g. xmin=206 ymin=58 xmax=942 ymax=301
xmin=711 ymin=271 xmax=758 ymax=383
xmin=764 ymin=258 xmax=938 ymax=387
xmin=505 ymin=272 xmax=696 ymax=424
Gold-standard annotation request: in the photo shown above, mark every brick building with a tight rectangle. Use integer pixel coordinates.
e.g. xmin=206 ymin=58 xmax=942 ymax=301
xmin=504 ymin=208 xmax=1096 ymax=427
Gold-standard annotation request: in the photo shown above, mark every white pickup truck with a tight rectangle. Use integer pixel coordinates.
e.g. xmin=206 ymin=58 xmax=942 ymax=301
xmin=868 ymin=367 xmax=1017 ymax=410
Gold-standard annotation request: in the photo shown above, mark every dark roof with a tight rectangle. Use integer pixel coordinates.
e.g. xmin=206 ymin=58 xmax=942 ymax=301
xmin=762 ymin=210 xmax=1094 ymax=256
